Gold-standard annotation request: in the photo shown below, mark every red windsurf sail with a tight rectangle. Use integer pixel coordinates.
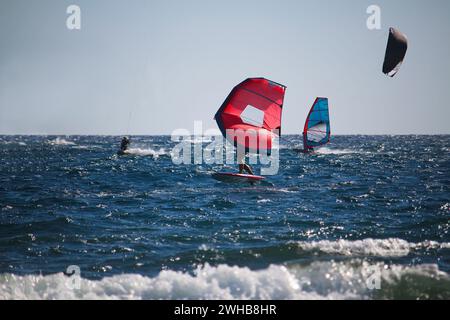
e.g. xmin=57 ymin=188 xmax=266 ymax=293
xmin=214 ymin=78 xmax=286 ymax=153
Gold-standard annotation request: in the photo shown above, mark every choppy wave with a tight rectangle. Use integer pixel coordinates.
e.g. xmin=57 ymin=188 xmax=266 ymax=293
xmin=1 ymin=141 xmax=27 ymax=146
xmin=183 ymin=137 xmax=214 ymax=144
xmin=123 ymin=147 xmax=167 ymax=158
xmin=314 ymin=147 xmax=358 ymax=155
xmin=1 ymin=261 xmax=448 ymax=300
xmin=295 ymin=238 xmax=450 ymax=257
xmin=48 ymin=138 xmax=76 ymax=146
xmin=1 ymin=135 xmax=449 ymax=300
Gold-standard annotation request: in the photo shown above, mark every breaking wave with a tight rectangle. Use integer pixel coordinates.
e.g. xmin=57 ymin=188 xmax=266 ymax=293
xmin=1 ymin=261 xmax=448 ymax=300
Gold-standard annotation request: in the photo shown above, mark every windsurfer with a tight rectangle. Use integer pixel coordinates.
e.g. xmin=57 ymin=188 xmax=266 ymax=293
xmin=302 ymin=133 xmax=314 ymax=153
xmin=238 ymin=153 xmax=254 ymax=175
xmin=119 ymin=136 xmax=130 ymax=153
xmin=301 ymin=98 xmax=330 ymax=153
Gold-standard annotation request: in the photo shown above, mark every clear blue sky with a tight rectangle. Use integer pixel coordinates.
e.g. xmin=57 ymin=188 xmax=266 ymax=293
xmin=0 ymin=0 xmax=449 ymax=135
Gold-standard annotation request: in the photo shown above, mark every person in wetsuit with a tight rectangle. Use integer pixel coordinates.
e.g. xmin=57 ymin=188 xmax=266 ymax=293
xmin=302 ymin=133 xmax=314 ymax=153
xmin=119 ymin=136 xmax=130 ymax=154
xmin=237 ymin=153 xmax=254 ymax=175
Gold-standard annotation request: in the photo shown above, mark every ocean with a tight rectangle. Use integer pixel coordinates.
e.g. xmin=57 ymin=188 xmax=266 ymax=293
xmin=0 ymin=135 xmax=449 ymax=299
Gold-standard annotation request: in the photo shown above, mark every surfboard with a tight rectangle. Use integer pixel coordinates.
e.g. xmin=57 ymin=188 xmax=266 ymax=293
xmin=212 ymin=172 xmax=265 ymax=183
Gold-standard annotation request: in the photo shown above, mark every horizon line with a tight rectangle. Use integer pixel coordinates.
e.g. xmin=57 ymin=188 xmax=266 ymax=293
xmin=1 ymin=133 xmax=449 ymax=137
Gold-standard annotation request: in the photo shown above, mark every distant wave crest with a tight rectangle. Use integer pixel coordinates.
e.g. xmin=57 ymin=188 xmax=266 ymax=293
xmin=314 ymin=147 xmax=358 ymax=155
xmin=48 ymin=138 xmax=76 ymax=146
xmin=294 ymin=238 xmax=450 ymax=257
xmin=123 ymin=147 xmax=167 ymax=158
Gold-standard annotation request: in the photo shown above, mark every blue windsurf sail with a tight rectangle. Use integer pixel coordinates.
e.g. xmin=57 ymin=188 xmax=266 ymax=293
xmin=303 ymin=97 xmax=330 ymax=149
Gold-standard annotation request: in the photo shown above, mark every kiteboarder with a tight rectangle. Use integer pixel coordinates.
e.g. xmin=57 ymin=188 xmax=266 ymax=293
xmin=118 ymin=136 xmax=130 ymax=155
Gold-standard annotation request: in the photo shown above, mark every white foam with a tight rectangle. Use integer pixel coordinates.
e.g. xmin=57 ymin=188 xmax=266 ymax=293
xmin=1 ymin=261 xmax=448 ymax=300
xmin=184 ymin=137 xmax=213 ymax=144
xmin=48 ymin=138 xmax=76 ymax=146
xmin=73 ymin=145 xmax=90 ymax=150
xmin=0 ymin=265 xmax=307 ymax=300
xmin=123 ymin=148 xmax=167 ymax=158
xmin=295 ymin=238 xmax=450 ymax=257
xmin=314 ymin=147 xmax=358 ymax=155
xmin=2 ymin=141 xmax=27 ymax=146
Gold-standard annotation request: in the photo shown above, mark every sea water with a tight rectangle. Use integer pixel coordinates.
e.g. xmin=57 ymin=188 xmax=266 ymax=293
xmin=0 ymin=135 xmax=449 ymax=299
